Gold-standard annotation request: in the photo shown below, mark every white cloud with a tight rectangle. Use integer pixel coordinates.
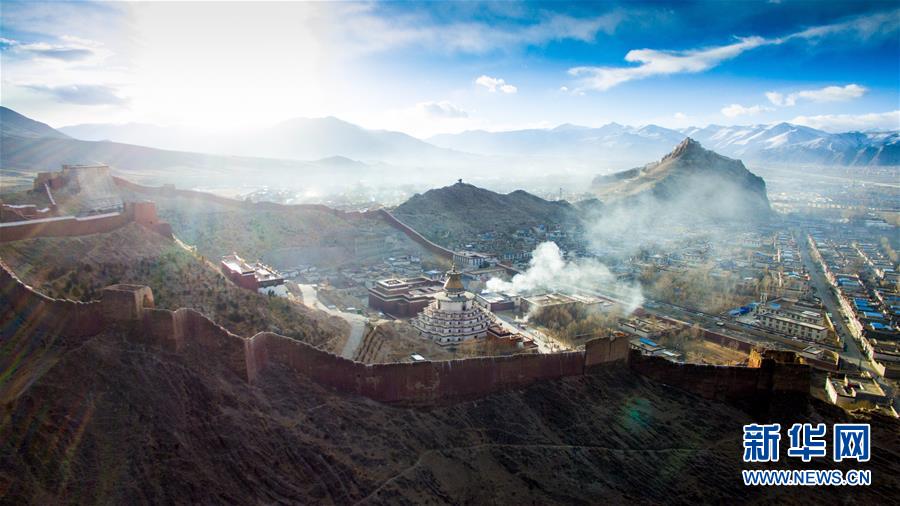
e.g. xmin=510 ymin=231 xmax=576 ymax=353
xmin=673 ymin=112 xmax=686 ymax=119
xmin=570 ymin=36 xmax=768 ymax=91
xmin=336 ymin=7 xmax=625 ymax=55
xmin=476 ymin=75 xmax=517 ymax=94
xmin=787 ymin=8 xmax=899 ymax=41
xmin=415 ymin=100 xmax=468 ymax=118
xmin=22 ymin=83 xmax=128 ymax=105
xmin=790 ymin=110 xmax=900 ymax=132
xmin=568 ymin=9 xmax=899 ymax=92
xmin=765 ymin=84 xmax=867 ymax=107
xmin=0 ymin=36 xmax=107 ymax=62
xmin=764 ymin=92 xmax=786 ymax=106
xmin=721 ymin=103 xmax=773 ymax=117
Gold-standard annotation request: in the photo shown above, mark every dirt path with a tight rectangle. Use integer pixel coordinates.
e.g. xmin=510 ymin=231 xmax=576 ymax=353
xmin=296 ymin=283 xmax=367 ymax=359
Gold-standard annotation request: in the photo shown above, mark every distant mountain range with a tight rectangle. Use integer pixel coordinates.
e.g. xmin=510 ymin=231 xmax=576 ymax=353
xmin=56 ymin=109 xmax=899 ymax=167
xmin=430 ymin=122 xmax=899 ymax=167
xmin=0 ymin=106 xmax=402 ymax=190
xmin=429 ymin=123 xmax=685 ymax=163
xmin=2 ymin=105 xmax=897 ymax=194
xmin=59 ymin=116 xmax=472 ymax=167
xmin=683 ymin=123 xmax=899 ymax=166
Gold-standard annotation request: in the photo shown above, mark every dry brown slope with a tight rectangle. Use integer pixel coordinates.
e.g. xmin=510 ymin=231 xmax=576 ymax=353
xmin=392 ymin=181 xmax=581 ymax=247
xmin=1 ymin=316 xmax=897 ymax=504
xmin=0 ymin=223 xmax=349 ymax=351
xmin=116 ymin=184 xmax=445 ymax=269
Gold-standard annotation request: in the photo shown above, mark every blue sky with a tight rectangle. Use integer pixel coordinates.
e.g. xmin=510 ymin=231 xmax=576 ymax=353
xmin=1 ymin=1 xmax=897 ymax=136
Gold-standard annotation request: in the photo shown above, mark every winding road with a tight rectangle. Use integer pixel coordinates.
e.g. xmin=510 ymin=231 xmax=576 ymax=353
xmin=296 ymin=283 xmax=368 ymax=359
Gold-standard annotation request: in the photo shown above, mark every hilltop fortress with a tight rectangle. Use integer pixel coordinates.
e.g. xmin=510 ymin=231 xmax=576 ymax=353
xmin=1 ymin=164 xmax=172 ymax=242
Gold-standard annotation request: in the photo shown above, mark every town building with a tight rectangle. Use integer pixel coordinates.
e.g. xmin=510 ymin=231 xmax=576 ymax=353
xmin=618 ymin=317 xmax=680 ymax=340
xmin=869 ymin=340 xmax=900 ymax=379
xmin=221 ymin=253 xmax=286 ymax=296
xmin=630 ymin=336 xmax=683 ymax=361
xmin=475 ymin=291 xmax=516 ymax=312
xmin=825 ymin=372 xmax=893 ymax=412
xmin=516 ymin=292 xmax=609 ymax=315
xmin=484 ymin=324 xmax=539 ymax=352
xmin=452 ymin=250 xmax=498 ymax=270
xmin=796 ymin=346 xmax=840 ymax=372
xmin=756 ymin=313 xmax=828 ymax=342
xmin=519 ymin=292 xmax=577 ymax=314
xmin=463 ymin=264 xmax=509 ymax=282
xmin=367 ymin=276 xmax=444 ymax=317
xmin=755 ymin=298 xmax=830 ymax=342
xmin=411 ymin=265 xmax=494 ymax=345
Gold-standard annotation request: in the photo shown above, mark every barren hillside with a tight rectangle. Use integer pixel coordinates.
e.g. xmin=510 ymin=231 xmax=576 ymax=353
xmin=0 ymin=223 xmax=349 ymax=351
xmin=392 ymin=181 xmax=581 ymax=247
xmin=1 ymin=310 xmax=897 ymax=504
xmin=116 ymin=184 xmax=445 ymax=270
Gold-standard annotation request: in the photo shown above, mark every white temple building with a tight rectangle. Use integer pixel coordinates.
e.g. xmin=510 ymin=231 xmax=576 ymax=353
xmin=412 ymin=265 xmax=493 ymax=345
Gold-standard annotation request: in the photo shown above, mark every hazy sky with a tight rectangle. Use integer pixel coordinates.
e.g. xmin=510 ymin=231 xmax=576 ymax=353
xmin=1 ymin=1 xmax=898 ymax=137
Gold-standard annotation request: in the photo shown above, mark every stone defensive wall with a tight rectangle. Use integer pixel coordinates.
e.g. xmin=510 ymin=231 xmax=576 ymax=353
xmin=370 ymin=209 xmax=455 ymax=260
xmin=629 ymin=348 xmax=810 ymax=403
xmin=0 ymin=201 xmax=172 ymax=243
xmin=2 ymin=259 xmax=810 ymax=405
xmin=0 ymin=259 xmax=106 ymax=338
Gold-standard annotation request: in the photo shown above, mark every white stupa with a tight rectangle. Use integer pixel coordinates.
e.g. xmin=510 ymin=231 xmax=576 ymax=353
xmin=411 ymin=264 xmax=493 ymax=345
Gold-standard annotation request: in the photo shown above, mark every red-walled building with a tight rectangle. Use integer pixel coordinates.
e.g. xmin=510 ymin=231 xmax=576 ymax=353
xmin=367 ymin=276 xmax=444 ymax=317
xmin=221 ymin=253 xmax=285 ymax=294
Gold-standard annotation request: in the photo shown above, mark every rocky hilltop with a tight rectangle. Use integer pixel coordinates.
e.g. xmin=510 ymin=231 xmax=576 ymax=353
xmin=392 ymin=181 xmax=580 ymax=246
xmin=592 ymin=138 xmax=771 ymax=221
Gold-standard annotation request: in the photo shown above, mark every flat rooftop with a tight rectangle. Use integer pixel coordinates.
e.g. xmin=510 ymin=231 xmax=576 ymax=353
xmin=760 ymin=314 xmax=826 ymax=331
xmin=222 ymin=256 xmax=255 ymax=275
xmin=477 ymin=292 xmax=511 ymax=304
xmin=829 ymin=374 xmax=886 ymax=398
xmin=524 ymin=293 xmax=577 ymax=306
xmin=222 ymin=254 xmax=283 ymax=282
xmin=375 ymin=277 xmax=431 ymax=289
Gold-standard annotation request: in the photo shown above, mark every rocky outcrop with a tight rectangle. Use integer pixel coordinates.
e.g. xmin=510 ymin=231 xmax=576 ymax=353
xmin=592 ymin=138 xmax=772 ymax=221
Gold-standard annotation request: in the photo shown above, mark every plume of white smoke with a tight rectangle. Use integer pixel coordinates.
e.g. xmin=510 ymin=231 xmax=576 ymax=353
xmin=486 ymin=241 xmax=644 ymax=313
